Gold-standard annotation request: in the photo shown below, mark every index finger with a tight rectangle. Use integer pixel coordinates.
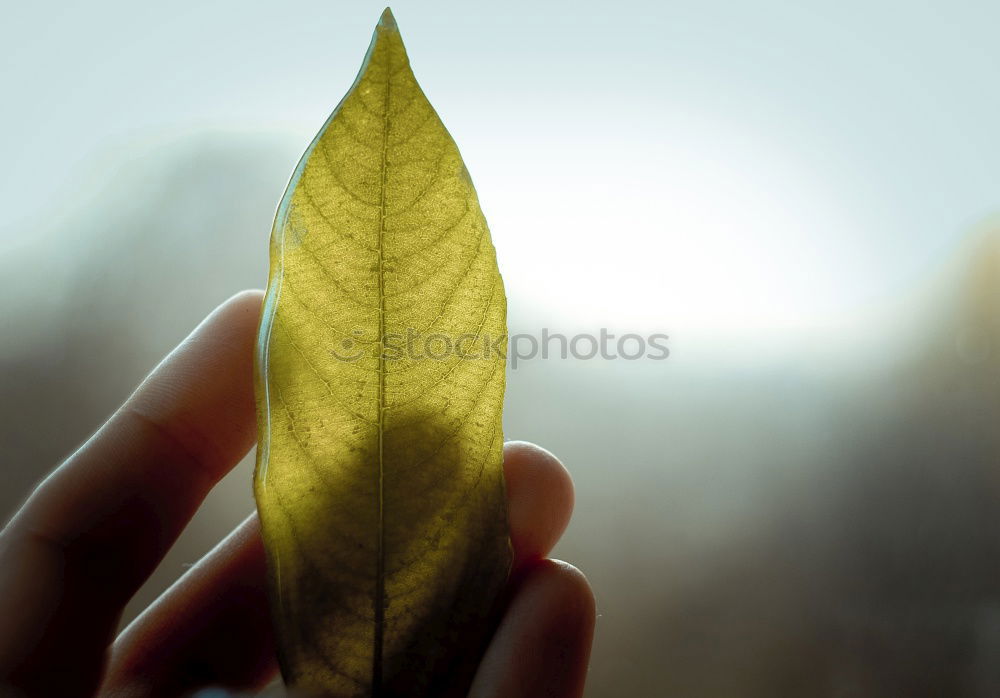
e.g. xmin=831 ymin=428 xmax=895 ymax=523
xmin=0 ymin=290 xmax=263 ymax=695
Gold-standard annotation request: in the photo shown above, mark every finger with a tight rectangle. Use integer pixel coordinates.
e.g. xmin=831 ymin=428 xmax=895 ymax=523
xmin=102 ymin=441 xmax=574 ymax=693
xmin=469 ymin=559 xmax=596 ymax=698
xmin=503 ymin=441 xmax=574 ymax=570
xmin=0 ymin=290 xmax=263 ymax=695
xmin=103 ymin=515 xmax=276 ymax=697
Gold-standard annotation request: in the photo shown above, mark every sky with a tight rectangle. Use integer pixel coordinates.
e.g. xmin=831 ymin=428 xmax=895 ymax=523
xmin=2 ymin=0 xmax=999 ymax=330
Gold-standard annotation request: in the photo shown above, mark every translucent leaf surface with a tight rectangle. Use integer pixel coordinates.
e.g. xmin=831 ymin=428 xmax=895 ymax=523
xmin=252 ymin=8 xmax=511 ymax=696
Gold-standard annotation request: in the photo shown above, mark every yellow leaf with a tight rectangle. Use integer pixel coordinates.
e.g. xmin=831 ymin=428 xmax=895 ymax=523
xmin=252 ymin=7 xmax=512 ymax=697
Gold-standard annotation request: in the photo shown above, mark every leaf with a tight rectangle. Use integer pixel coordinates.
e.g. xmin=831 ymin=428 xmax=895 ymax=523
xmin=252 ymin=7 xmax=512 ymax=697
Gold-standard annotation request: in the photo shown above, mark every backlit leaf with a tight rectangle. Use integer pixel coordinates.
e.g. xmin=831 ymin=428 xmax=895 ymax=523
xmin=252 ymin=7 xmax=512 ymax=697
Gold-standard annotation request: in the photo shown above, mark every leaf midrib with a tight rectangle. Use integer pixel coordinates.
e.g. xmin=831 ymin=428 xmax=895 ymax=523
xmin=373 ymin=33 xmax=392 ymax=698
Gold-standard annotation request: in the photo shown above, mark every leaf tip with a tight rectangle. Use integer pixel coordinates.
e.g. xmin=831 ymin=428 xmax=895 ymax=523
xmin=378 ymin=7 xmax=398 ymax=32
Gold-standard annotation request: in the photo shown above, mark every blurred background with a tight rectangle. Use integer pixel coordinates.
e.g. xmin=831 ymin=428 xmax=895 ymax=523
xmin=3 ymin=1 xmax=1000 ymax=695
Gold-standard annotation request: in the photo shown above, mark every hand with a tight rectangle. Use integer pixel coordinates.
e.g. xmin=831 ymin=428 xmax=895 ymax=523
xmin=0 ymin=291 xmax=595 ymax=698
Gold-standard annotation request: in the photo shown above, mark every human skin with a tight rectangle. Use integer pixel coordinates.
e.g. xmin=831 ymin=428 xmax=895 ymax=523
xmin=0 ymin=290 xmax=595 ymax=698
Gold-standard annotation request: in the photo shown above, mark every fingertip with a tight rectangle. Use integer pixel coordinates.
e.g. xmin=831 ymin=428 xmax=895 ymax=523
xmin=539 ymin=559 xmax=596 ymax=627
xmin=503 ymin=442 xmax=575 ymax=564
xmin=471 ymin=558 xmax=596 ymax=698
xmin=212 ymin=290 xmax=265 ymax=340
xmin=226 ymin=288 xmax=265 ymax=307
